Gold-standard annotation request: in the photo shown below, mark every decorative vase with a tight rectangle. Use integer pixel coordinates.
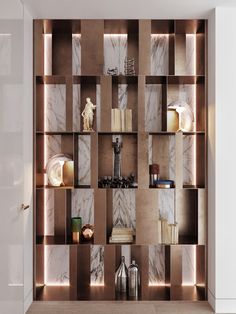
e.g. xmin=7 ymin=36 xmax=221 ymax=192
xmin=81 ymin=224 xmax=94 ymax=242
xmin=115 ymin=256 xmax=128 ymax=298
xmin=128 ymin=260 xmax=140 ymax=299
xmin=71 ymin=217 xmax=82 ymax=244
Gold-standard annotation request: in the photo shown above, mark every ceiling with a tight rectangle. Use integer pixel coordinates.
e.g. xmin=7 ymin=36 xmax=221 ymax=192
xmin=23 ymin=0 xmax=236 ymax=19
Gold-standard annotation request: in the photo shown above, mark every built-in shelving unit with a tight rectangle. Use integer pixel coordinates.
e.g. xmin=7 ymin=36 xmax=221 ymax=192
xmin=34 ymin=19 xmax=207 ymax=301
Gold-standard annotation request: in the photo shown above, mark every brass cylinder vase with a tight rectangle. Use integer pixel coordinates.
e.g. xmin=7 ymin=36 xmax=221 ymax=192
xmin=71 ymin=217 xmax=82 ymax=244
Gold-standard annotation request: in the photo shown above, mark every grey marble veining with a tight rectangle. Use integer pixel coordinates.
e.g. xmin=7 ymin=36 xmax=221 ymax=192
xmin=145 ymin=84 xmax=162 ymax=132
xmin=45 ymin=135 xmax=62 ymax=163
xmin=0 ymin=34 xmax=11 ymax=75
xmin=72 ymin=34 xmax=81 ymax=75
xmin=90 ymin=245 xmax=104 ymax=285
xmin=167 ymin=84 xmax=195 ymax=131
xmin=45 ymin=84 xmax=66 ymax=132
xmin=104 ymin=34 xmax=127 ymax=75
xmin=182 ymin=245 xmax=195 ymax=285
xmin=149 ymin=245 xmax=165 ymax=285
xmin=72 ymin=189 xmax=94 ymax=225
xmin=45 ymin=245 xmax=69 ymax=285
xmin=151 ymin=35 xmax=169 ymax=75
xmin=73 ymin=84 xmax=81 ymax=131
xmin=168 ymin=135 xmax=176 ymax=181
xmin=96 ymin=84 xmax=101 ymax=131
xmin=148 ymin=135 xmax=153 ymax=165
xmin=78 ymin=135 xmax=91 ymax=185
xmin=45 ymin=189 xmax=54 ymax=236
xmin=157 ymin=189 xmax=175 ymax=224
xmin=183 ymin=135 xmax=195 ymax=186
xmin=44 ymin=34 xmax=52 ymax=75
xmin=118 ymin=84 xmax=128 ymax=109
xmin=186 ymin=34 xmax=195 ymax=75
xmin=113 ymin=189 xmax=136 ymax=230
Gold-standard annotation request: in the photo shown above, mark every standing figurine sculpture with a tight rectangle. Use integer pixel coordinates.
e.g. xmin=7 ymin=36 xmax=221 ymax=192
xmin=81 ymin=97 xmax=96 ymax=131
xmin=113 ymin=137 xmax=122 ymax=178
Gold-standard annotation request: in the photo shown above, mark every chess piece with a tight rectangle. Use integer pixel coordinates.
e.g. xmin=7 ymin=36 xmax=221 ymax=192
xmin=81 ymin=97 xmax=96 ymax=131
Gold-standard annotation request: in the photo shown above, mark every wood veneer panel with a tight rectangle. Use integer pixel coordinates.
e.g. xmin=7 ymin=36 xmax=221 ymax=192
xmin=196 ymin=134 xmax=205 ymax=187
xmin=61 ymin=134 xmax=74 ymax=158
xmin=52 ymin=33 xmax=72 ymax=75
xmin=106 ymin=189 xmax=113 ymax=243
xmin=54 ymin=189 xmax=66 ymax=238
xmin=81 ymin=83 xmax=97 ymax=131
xmin=128 ymin=33 xmax=139 ymax=74
xmin=176 ymin=190 xmax=198 ymax=244
xmin=74 ymin=135 xmax=79 ymax=186
xmin=66 ymin=190 xmax=72 ymax=241
xmin=175 ymin=34 xmax=186 ymax=75
xmin=81 ymin=20 xmax=104 ymax=75
xmin=77 ymin=245 xmax=91 ymax=299
xmin=165 ymin=245 xmax=171 ymax=284
xmin=138 ymin=76 xmax=145 ymax=132
xmin=127 ymin=83 xmax=138 ymax=131
xmin=70 ymin=245 xmax=78 ymax=300
xmin=169 ymin=34 xmax=175 ymax=75
xmin=198 ymin=189 xmax=206 ymax=245
xmin=139 ymin=20 xmax=151 ymax=75
xmin=66 ymin=76 xmax=73 ymax=131
xmin=94 ymin=189 xmax=106 ymax=244
xmin=138 ymin=132 xmax=149 ymax=189
xmin=196 ymin=245 xmax=206 ymax=286
xmin=36 ymin=189 xmax=44 ymax=236
xmin=36 ymin=83 xmax=44 ymax=131
xmin=196 ymin=33 xmax=205 ymax=75
xmin=34 ymin=20 xmax=44 ymax=76
xmin=121 ymin=135 xmax=137 ymax=178
xmin=91 ymin=133 xmax=98 ymax=188
xmin=36 ymin=135 xmax=44 ymax=186
xmin=136 ymin=189 xmax=159 ymax=244
xmin=196 ymin=82 xmax=205 ymax=131
xmin=162 ymin=83 xmax=168 ymax=131
xmin=100 ymin=76 xmax=112 ymax=132
xmin=98 ymin=135 xmax=113 ymax=178
xmin=104 ymin=245 xmax=116 ymax=300
xmin=36 ymin=245 xmax=44 ymax=285
xmin=170 ymin=246 xmax=182 ymax=285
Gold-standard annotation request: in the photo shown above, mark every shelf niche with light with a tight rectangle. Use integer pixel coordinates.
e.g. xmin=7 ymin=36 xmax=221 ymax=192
xmin=34 ymin=19 xmax=207 ymax=302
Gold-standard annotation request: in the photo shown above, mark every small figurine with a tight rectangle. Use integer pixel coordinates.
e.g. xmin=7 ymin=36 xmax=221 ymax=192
xmin=81 ymin=97 xmax=96 ymax=131
xmin=113 ymin=137 xmax=123 ymax=178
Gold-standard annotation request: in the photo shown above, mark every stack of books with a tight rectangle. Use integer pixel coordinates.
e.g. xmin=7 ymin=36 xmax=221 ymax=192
xmin=109 ymin=227 xmax=134 ymax=243
xmin=111 ymin=108 xmax=132 ymax=132
xmin=158 ymin=219 xmax=179 ymax=244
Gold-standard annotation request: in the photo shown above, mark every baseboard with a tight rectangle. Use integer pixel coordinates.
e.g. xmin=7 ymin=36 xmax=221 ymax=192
xmin=208 ymin=288 xmax=236 ymax=313
xmin=24 ymin=289 xmax=33 ymax=314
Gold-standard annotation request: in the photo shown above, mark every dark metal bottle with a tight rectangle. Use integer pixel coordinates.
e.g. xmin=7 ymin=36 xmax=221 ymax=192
xmin=128 ymin=260 xmax=139 ymax=299
xmin=115 ymin=256 xmax=128 ymax=297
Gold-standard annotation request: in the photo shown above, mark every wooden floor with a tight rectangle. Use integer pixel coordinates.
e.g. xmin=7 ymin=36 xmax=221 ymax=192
xmin=27 ymin=301 xmax=215 ymax=314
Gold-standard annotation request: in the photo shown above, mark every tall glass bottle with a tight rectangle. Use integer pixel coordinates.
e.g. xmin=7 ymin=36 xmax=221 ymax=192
xmin=128 ymin=260 xmax=140 ymax=299
xmin=115 ymin=256 xmax=128 ymax=298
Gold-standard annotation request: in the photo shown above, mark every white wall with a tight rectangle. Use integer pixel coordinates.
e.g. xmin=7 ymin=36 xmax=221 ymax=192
xmin=208 ymin=7 xmax=236 ymax=314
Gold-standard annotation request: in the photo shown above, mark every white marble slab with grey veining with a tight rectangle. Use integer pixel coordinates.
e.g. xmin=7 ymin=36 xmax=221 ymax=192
xmin=72 ymin=34 xmax=81 ymax=75
xmin=96 ymin=84 xmax=101 ymax=131
xmin=104 ymin=34 xmax=127 ymax=75
xmin=72 ymin=189 xmax=94 ymax=225
xmin=113 ymin=189 xmax=136 ymax=230
xmin=151 ymin=35 xmax=169 ymax=75
xmin=145 ymin=84 xmax=162 ymax=132
xmin=90 ymin=245 xmax=104 ymax=285
xmin=45 ymin=84 xmax=66 ymax=132
xmin=118 ymin=84 xmax=128 ymax=109
xmin=121 ymin=245 xmax=131 ymax=268
xmin=182 ymin=245 xmax=195 ymax=284
xmin=45 ymin=189 xmax=54 ymax=235
xmin=157 ymin=189 xmax=175 ymax=224
xmin=78 ymin=135 xmax=91 ymax=185
xmin=73 ymin=84 xmax=81 ymax=131
xmin=0 ymin=34 xmax=11 ymax=75
xmin=44 ymin=34 xmax=52 ymax=75
xmin=168 ymin=135 xmax=176 ymax=181
xmin=149 ymin=245 xmax=165 ymax=285
xmin=45 ymin=245 xmax=69 ymax=285
xmin=186 ymin=34 xmax=195 ymax=75
xmin=45 ymin=135 xmax=62 ymax=163
xmin=183 ymin=135 xmax=195 ymax=186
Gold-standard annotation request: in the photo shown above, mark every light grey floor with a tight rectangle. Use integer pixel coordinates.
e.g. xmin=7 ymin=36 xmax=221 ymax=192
xmin=27 ymin=301 xmax=215 ymax=314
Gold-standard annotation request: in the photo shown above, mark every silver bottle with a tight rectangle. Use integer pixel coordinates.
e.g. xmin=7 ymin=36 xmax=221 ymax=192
xmin=115 ymin=256 xmax=128 ymax=296
xmin=128 ymin=260 xmax=140 ymax=299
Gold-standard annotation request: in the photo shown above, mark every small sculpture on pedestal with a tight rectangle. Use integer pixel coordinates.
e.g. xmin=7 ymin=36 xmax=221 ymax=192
xmin=81 ymin=97 xmax=96 ymax=131
xmin=113 ymin=137 xmax=122 ymax=178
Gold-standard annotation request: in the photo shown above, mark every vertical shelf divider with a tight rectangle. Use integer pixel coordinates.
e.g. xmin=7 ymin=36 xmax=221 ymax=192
xmin=138 ymin=20 xmax=151 ymax=75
